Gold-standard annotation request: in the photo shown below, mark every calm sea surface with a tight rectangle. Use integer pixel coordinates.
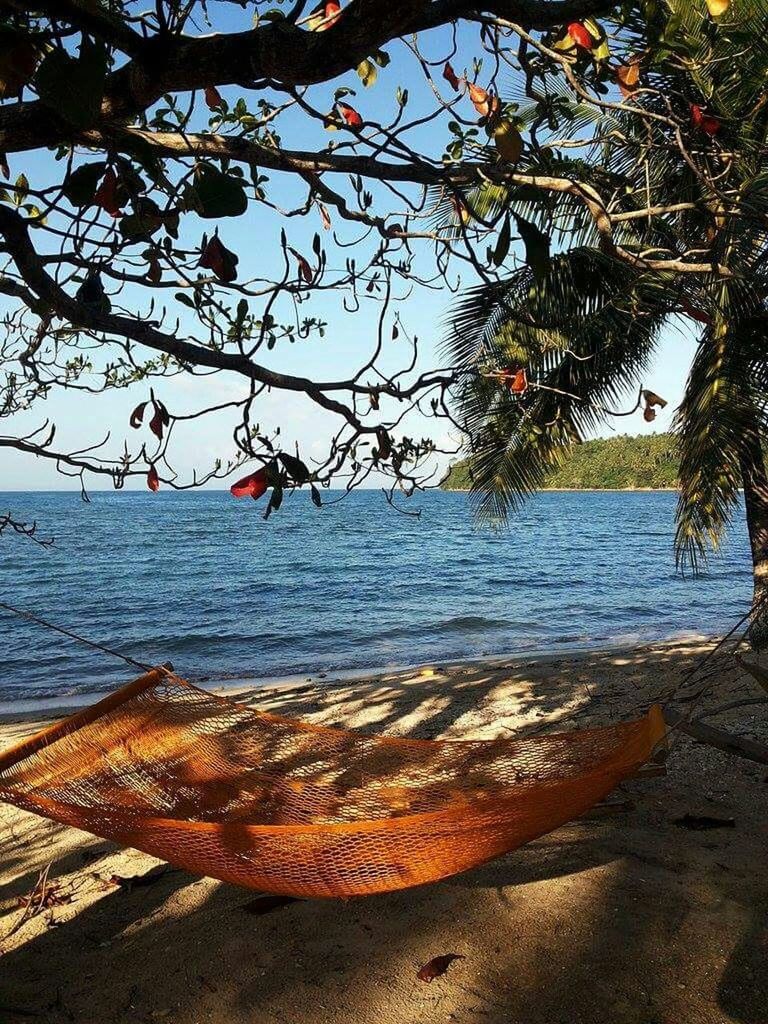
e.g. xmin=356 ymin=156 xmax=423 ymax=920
xmin=0 ymin=489 xmax=753 ymax=707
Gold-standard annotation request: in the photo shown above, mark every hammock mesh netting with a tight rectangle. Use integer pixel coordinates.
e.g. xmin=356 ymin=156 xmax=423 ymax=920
xmin=0 ymin=668 xmax=666 ymax=898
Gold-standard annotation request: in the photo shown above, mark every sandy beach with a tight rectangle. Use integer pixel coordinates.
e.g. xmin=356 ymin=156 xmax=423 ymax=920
xmin=1 ymin=638 xmax=766 ymax=1024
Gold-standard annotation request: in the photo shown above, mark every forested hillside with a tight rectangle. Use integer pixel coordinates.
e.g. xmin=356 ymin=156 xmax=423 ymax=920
xmin=442 ymin=434 xmax=679 ymax=491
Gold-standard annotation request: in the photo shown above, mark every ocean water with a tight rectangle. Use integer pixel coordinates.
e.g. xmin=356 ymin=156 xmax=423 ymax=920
xmin=0 ymin=489 xmax=753 ymax=707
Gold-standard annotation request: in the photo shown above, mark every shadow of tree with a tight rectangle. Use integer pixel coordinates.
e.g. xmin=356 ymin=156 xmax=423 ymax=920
xmin=0 ymin=640 xmax=765 ymax=1023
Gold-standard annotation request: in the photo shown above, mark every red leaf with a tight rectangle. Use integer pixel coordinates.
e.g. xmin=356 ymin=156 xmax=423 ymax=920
xmin=318 ymin=203 xmax=331 ymax=230
xmin=322 ymin=0 xmax=341 ymax=29
xmin=146 ymin=256 xmax=162 ymax=283
xmin=643 ymin=406 xmax=656 ymax=422
xmin=149 ymin=405 xmax=164 ymax=441
xmin=442 ymin=62 xmax=460 ymax=91
xmin=337 ymin=102 xmax=363 ymax=128
xmin=501 ymin=368 xmax=528 ymax=394
xmin=230 ymin=467 xmax=269 ymax=500
xmin=289 ymin=247 xmax=313 ymax=284
xmin=567 ymin=22 xmax=594 ymax=49
xmin=94 ymin=168 xmax=123 ymax=217
xmin=199 ymin=234 xmax=239 ymax=283
xmin=690 ymin=104 xmax=719 ymax=134
xmin=204 ymin=85 xmax=222 ymax=110
xmin=467 ymin=82 xmax=500 ymax=120
xmin=417 ymin=954 xmax=464 ymax=983
xmin=130 ymin=401 xmax=147 ymax=429
xmin=616 ymin=64 xmax=640 ymax=97
xmin=147 ymin=465 xmax=160 ymax=492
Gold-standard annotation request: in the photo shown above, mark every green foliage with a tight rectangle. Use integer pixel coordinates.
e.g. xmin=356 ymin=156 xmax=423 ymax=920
xmin=442 ymin=432 xmax=679 ymax=491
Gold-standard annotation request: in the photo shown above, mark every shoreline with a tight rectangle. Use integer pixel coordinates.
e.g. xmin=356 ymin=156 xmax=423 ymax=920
xmin=0 ymin=631 xmax=713 ymax=725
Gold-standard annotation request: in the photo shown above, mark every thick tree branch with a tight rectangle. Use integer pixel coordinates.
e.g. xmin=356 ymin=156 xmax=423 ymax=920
xmin=1 ymin=0 xmax=617 ymax=156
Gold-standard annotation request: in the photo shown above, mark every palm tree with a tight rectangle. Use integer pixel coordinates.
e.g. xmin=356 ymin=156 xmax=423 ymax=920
xmin=444 ymin=0 xmax=768 ymax=644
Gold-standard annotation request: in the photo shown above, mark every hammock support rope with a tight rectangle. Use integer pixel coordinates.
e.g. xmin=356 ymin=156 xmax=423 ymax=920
xmin=0 ymin=667 xmax=667 ymax=899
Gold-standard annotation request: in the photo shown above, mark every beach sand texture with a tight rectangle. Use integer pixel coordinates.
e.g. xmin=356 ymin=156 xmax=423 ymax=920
xmin=0 ymin=639 xmax=766 ymax=1024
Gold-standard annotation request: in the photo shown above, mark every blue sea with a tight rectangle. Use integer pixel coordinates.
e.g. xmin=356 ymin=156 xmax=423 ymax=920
xmin=0 ymin=489 xmax=753 ymax=708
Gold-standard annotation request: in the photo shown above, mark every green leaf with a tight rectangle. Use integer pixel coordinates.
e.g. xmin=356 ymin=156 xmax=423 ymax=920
xmin=514 ymin=214 xmax=550 ymax=282
xmin=119 ymin=198 xmax=163 ymax=240
xmin=63 ymin=162 xmax=106 ymax=206
xmin=493 ymin=213 xmax=511 ymax=267
xmin=13 ymin=172 xmax=28 ymax=205
xmin=356 ymin=59 xmax=377 ymax=88
xmin=188 ymin=163 xmax=248 ymax=218
xmin=35 ymin=35 xmax=107 ymax=129
xmin=372 ymin=50 xmax=390 ymax=68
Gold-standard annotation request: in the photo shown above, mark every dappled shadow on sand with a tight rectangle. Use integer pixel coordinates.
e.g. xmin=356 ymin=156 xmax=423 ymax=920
xmin=0 ymin=640 xmax=766 ymax=1023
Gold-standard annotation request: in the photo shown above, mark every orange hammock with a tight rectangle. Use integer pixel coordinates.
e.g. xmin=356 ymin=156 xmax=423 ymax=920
xmin=0 ymin=668 xmax=666 ymax=899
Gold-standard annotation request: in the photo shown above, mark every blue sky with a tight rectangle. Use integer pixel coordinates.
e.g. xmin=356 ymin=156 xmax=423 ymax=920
xmin=0 ymin=7 xmax=697 ymax=491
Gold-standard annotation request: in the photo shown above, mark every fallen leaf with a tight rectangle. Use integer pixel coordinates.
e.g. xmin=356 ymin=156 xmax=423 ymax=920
xmin=241 ymin=894 xmax=300 ymax=914
xmin=109 ymin=866 xmax=169 ymax=890
xmin=417 ymin=954 xmax=464 ymax=983
xmin=673 ymin=813 xmax=735 ymax=831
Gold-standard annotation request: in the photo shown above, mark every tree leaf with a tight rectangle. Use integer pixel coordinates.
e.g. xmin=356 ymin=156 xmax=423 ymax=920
xmin=356 ymin=59 xmax=377 ymax=88
xmin=190 ymin=163 xmax=248 ymax=218
xmin=417 ymin=954 xmax=464 ymax=983
xmin=492 ymin=213 xmax=511 ymax=267
xmin=514 ymin=214 xmax=550 ymax=282
xmin=63 ymin=162 xmax=107 ymax=207
xmin=36 ymin=35 xmax=107 ymax=129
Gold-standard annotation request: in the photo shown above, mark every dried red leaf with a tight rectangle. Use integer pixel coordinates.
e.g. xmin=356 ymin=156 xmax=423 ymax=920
xmin=147 ymin=464 xmax=160 ymax=492
xmin=322 ymin=0 xmax=341 ymax=29
xmin=204 ymin=85 xmax=222 ymax=110
xmin=319 ymin=202 xmax=331 ymax=230
xmin=199 ymin=234 xmax=239 ymax=283
xmin=290 ymin=247 xmax=313 ymax=283
xmin=690 ymin=103 xmax=720 ymax=135
xmin=643 ymin=405 xmax=656 ymax=422
xmin=501 ymin=368 xmax=528 ymax=394
xmin=567 ymin=21 xmax=594 ymax=49
xmin=616 ymin=63 xmax=640 ymax=97
xmin=130 ymin=401 xmax=147 ymax=429
xmin=230 ymin=467 xmax=269 ymax=500
xmin=149 ymin=405 xmax=165 ymax=441
xmin=467 ymin=82 xmax=500 ymax=120
xmin=94 ymin=168 xmax=123 ymax=217
xmin=146 ymin=256 xmax=162 ymax=284
xmin=337 ymin=102 xmax=363 ymax=128
xmin=417 ymin=954 xmax=464 ymax=983
xmin=442 ymin=61 xmax=460 ymax=91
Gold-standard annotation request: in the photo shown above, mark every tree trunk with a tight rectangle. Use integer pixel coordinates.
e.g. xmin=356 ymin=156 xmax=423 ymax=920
xmin=740 ymin=414 xmax=768 ymax=649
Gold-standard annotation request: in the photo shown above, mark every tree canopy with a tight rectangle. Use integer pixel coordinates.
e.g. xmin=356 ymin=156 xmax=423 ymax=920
xmin=0 ymin=0 xmax=761 ymax=543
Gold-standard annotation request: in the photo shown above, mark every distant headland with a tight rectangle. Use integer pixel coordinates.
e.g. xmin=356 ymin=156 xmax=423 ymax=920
xmin=441 ymin=432 xmax=679 ymax=492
